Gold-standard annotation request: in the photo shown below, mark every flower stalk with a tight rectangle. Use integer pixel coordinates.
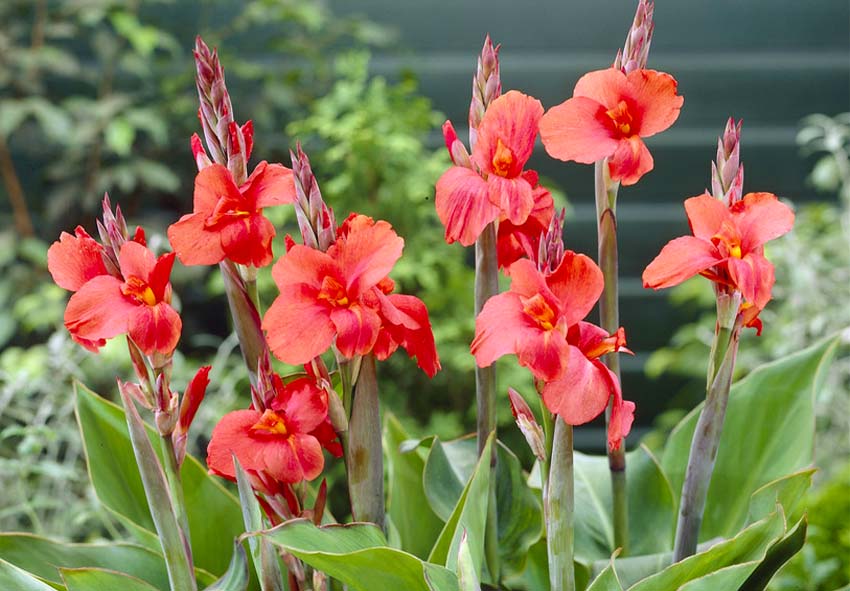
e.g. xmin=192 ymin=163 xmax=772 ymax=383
xmin=594 ymin=159 xmax=628 ymax=553
xmin=545 ymin=417 xmax=575 ymax=591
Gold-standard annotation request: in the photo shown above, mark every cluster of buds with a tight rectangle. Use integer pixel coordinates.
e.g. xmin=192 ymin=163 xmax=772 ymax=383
xmin=194 ymin=36 xmax=253 ymax=182
xmin=614 ymin=0 xmax=654 ymax=74
xmin=290 ymin=144 xmax=336 ymax=252
xmin=536 ymin=208 xmax=567 ymax=275
xmin=711 ymin=118 xmax=745 ymax=206
xmin=468 ymin=35 xmax=501 ymax=149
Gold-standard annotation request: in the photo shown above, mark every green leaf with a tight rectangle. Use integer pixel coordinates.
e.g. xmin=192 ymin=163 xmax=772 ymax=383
xmin=234 ymin=457 xmax=283 ymax=591
xmin=75 ymin=382 xmax=247 ymax=579
xmin=205 ymin=542 xmax=249 ymax=591
xmin=423 ymin=436 xmax=477 ymax=521
xmin=428 ymin=434 xmax=493 ymax=578
xmin=61 ymin=567 xmax=160 ymax=591
xmin=747 ymin=469 xmax=815 ymax=524
xmin=262 ymin=519 xmax=458 ymax=591
xmin=456 ymin=531 xmax=480 ymax=591
xmin=739 ymin=517 xmax=807 ymax=591
xmin=627 ymin=508 xmax=786 ymax=591
xmin=587 ymin=559 xmax=624 ymax=591
xmin=0 ymin=559 xmax=57 ymax=591
xmin=661 ymin=336 xmax=838 ymax=541
xmin=0 ymin=534 xmax=169 ymax=590
xmin=494 ymin=444 xmax=544 ymax=572
xmin=384 ymin=413 xmax=444 ymax=559
xmin=105 ymin=118 xmax=136 ymax=156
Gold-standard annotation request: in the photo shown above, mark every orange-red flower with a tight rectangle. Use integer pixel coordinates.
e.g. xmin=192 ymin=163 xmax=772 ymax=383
xmin=436 ymin=91 xmax=545 ymax=246
xmin=168 ymin=161 xmax=296 ymax=268
xmin=539 ymin=67 xmax=683 ymax=185
xmin=472 ymin=256 xmax=632 ymax=442
xmin=207 ymin=376 xmax=332 ymax=485
xmin=642 ymin=192 xmax=795 ymax=323
xmin=496 ymin=182 xmax=554 ymax=270
xmin=61 ymin=241 xmax=182 ymax=355
xmin=263 ymin=215 xmax=404 ymax=365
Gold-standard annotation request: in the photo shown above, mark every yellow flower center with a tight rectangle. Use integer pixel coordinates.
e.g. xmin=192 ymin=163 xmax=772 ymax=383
xmin=521 ymin=293 xmax=556 ymax=331
xmin=121 ymin=277 xmax=157 ymax=306
xmin=317 ymin=275 xmax=350 ymax=307
xmin=251 ymin=409 xmax=289 ymax=436
xmin=491 ymin=138 xmax=515 ymax=177
xmin=606 ymin=100 xmax=634 ymax=137
xmin=729 ymin=244 xmax=742 ymax=259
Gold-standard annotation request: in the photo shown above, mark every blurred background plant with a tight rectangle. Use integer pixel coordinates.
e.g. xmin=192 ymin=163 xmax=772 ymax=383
xmin=643 ymin=112 xmax=850 ymax=591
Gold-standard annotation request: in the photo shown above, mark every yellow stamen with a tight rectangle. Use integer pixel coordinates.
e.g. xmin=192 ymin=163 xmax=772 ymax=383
xmin=729 ymin=244 xmax=742 ymax=259
xmin=521 ymin=294 xmax=556 ymax=331
xmin=251 ymin=409 xmax=289 ymax=436
xmin=491 ymin=138 xmax=515 ymax=177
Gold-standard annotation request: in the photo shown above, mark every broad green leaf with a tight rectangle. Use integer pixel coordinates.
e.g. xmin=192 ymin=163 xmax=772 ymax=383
xmin=262 ymin=519 xmax=458 ymax=591
xmin=423 ymin=436 xmax=477 ymax=521
xmin=428 ymin=434 xmax=493 ymax=578
xmin=75 ymin=382 xmax=247 ymax=579
xmin=586 ymin=560 xmax=624 ymax=591
xmin=61 ymin=567 xmax=159 ymax=591
xmin=205 ymin=542 xmax=249 ymax=591
xmin=740 ymin=517 xmax=807 ymax=591
xmin=0 ymin=534 xmax=169 ymax=589
xmin=662 ymin=336 xmax=838 ymax=541
xmin=384 ymin=413 xmax=444 ymax=559
xmin=0 ymin=559 xmax=57 ymax=591
xmin=234 ymin=458 xmax=283 ymax=591
xmin=628 ymin=508 xmax=785 ymax=591
xmin=747 ymin=470 xmax=815 ymax=524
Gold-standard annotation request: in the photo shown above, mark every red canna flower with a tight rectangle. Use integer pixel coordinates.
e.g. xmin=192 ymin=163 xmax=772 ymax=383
xmin=539 ymin=67 xmax=683 ymax=185
xmin=207 ymin=376 xmax=332 ymax=485
xmin=167 ymin=161 xmax=296 ymax=268
xmin=472 ymin=255 xmax=604 ymax=382
xmin=62 ymin=241 xmax=182 ymax=356
xmin=496 ymin=182 xmax=554 ymax=270
xmin=263 ymin=214 xmax=404 ymax=365
xmin=540 ymin=322 xmax=634 ymax=450
xmin=369 ymin=277 xmax=441 ymax=378
xmin=47 ymin=226 xmax=109 ymax=292
xmin=436 ymin=91 xmax=545 ymax=246
xmin=642 ymin=192 xmax=795 ymax=318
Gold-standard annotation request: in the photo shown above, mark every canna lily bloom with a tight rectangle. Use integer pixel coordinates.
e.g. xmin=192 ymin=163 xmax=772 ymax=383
xmin=496 ymin=182 xmax=554 ymax=270
xmin=540 ymin=322 xmax=634 ymax=450
xmin=62 ymin=241 xmax=182 ymax=355
xmin=539 ymin=67 xmax=683 ymax=186
xmin=263 ymin=214 xmax=404 ymax=365
xmin=167 ymin=161 xmax=296 ymax=268
xmin=436 ymin=91 xmax=545 ymax=246
xmin=369 ymin=277 xmax=441 ymax=378
xmin=472 ymin=254 xmax=604 ymax=382
xmin=642 ymin=192 xmax=795 ymax=315
xmin=207 ymin=376 xmax=333 ymax=485
xmin=47 ymin=226 xmax=109 ymax=292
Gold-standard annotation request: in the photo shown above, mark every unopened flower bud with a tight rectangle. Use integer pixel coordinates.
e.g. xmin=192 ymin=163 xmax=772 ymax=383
xmin=291 ymin=144 xmax=336 ymax=252
xmin=173 ymin=365 xmax=211 ymax=467
xmin=614 ymin=0 xmax=655 ymax=74
xmin=442 ymin=121 xmax=472 ymax=168
xmin=508 ymin=388 xmax=546 ymax=462
xmin=468 ymin=35 xmax=501 ymax=149
xmin=711 ymin=118 xmax=744 ymax=206
xmin=117 ymin=380 xmax=151 ymax=410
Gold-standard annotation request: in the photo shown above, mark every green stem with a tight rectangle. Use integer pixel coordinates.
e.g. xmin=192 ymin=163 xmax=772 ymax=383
xmin=219 ymin=260 xmax=267 ymax=386
xmin=594 ymin=160 xmax=629 ymax=554
xmin=345 ymin=355 xmax=385 ymax=529
xmin=546 ymin=417 xmax=575 ymax=591
xmin=161 ymin=434 xmax=192 ymax=559
xmin=474 ymin=222 xmax=500 ymax=582
xmin=672 ymin=311 xmax=741 ymax=561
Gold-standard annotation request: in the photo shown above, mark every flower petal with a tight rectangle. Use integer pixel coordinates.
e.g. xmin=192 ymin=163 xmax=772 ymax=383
xmin=118 ymin=241 xmax=157 ymax=282
xmin=167 ymin=213 xmax=226 ymax=266
xmin=64 ymin=275 xmax=135 ymax=345
xmin=245 ymin=161 xmax=297 ymax=208
xmin=487 ymin=174 xmax=534 ymax=225
xmin=573 ymin=68 xmax=629 ymax=109
xmin=206 ymin=409 xmax=264 ymax=481
xmin=541 ymin=346 xmax=614 ymax=424
xmin=127 ymin=302 xmax=182 ymax=356
xmin=471 ymin=292 xmax=529 ymax=369
xmin=540 ymin=96 xmax=619 ymax=164
xmin=546 ymin=250 xmax=604 ymax=326
xmin=435 ymin=166 xmax=499 ymax=246
xmin=149 ymin=252 xmax=176 ymax=302
xmin=728 ymin=252 xmax=775 ymax=309
xmin=333 ymin=219 xmax=404 ymax=297
xmin=608 ymin=136 xmax=653 ymax=186
xmin=194 ymin=164 xmax=241 ymax=213
xmin=473 ymin=90 xmax=543 ymax=174
xmin=516 ymin=326 xmax=570 ymax=382
xmin=330 ymin=303 xmax=382 ymax=359
xmin=271 ymin=245 xmax=337 ymax=290
xmin=262 ymin=434 xmax=324 ymax=483
xmin=733 ymin=192 xmax=795 ymax=252
xmin=378 ymin=293 xmax=441 ymax=378
xmin=47 ymin=227 xmax=108 ymax=291
xmin=608 ymin=391 xmax=635 ymax=451
xmin=263 ymin=287 xmax=336 ymax=365
xmin=624 ymin=69 xmax=683 ymax=137
xmin=220 ymin=213 xmax=276 ymax=267
xmin=277 ymin=377 xmax=328 ymax=434
xmin=642 ymin=236 xmax=722 ymax=289
xmin=684 ymin=193 xmax=730 ymax=240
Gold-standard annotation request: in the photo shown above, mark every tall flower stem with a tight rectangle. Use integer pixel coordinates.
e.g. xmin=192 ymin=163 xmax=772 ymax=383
xmin=594 ymin=160 xmax=628 ymax=553
xmin=673 ymin=296 xmax=741 ymax=561
xmin=160 ymin=433 xmax=192 ymax=555
xmin=220 ymin=260 xmax=267 ymax=386
xmin=475 ymin=221 xmax=500 ymax=582
xmin=345 ymin=354 xmax=385 ymax=529
xmin=545 ymin=417 xmax=575 ymax=591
